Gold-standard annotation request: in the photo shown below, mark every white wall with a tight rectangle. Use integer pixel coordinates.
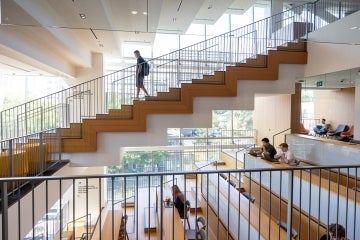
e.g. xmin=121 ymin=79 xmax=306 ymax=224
xmin=355 ymin=80 xmax=360 ymax=139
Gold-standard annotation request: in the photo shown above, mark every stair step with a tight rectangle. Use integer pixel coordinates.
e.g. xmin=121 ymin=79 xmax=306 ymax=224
xmin=277 ymin=41 xmax=306 ymax=52
xmin=145 ymin=88 xmax=181 ymax=101
xmin=60 ymin=123 xmax=82 ymax=139
xmin=96 ymin=105 xmax=133 ymax=119
xmin=192 ymin=71 xmax=225 ymax=84
xmin=212 ymin=160 xmax=225 ymax=166
xmin=236 ymin=54 xmax=267 ymax=68
xmin=61 ymin=47 xmax=307 ymax=152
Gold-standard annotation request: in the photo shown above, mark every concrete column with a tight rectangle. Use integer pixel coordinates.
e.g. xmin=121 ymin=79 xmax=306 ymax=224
xmin=271 ymin=0 xmax=284 ymax=15
xmin=76 ymin=52 xmax=104 ymax=83
xmin=64 ymin=52 xmax=104 ymax=87
xmin=354 ymin=78 xmax=360 ymax=139
xmin=290 ymin=83 xmax=301 ymax=134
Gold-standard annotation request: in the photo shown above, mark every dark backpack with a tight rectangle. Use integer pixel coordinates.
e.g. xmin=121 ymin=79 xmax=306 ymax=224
xmin=143 ymin=61 xmax=150 ymax=76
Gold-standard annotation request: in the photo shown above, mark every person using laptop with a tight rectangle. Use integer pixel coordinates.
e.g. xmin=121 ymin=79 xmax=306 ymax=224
xmin=256 ymin=137 xmax=277 ymax=161
xmin=276 ymin=142 xmax=297 ymax=165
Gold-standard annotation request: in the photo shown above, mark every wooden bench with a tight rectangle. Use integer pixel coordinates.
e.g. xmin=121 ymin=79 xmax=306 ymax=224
xmin=204 ymin=174 xmax=288 ymax=239
xmin=143 ymin=207 xmax=157 ymax=232
xmin=243 ymin=154 xmax=360 ymax=239
xmin=90 ymin=205 xmax=123 ymax=240
xmin=157 ymin=189 xmax=188 ymax=240
xmin=121 ymin=196 xmax=135 ymax=208
xmin=53 ymin=230 xmax=74 ymax=240
xmin=297 ymin=158 xmax=360 ymax=189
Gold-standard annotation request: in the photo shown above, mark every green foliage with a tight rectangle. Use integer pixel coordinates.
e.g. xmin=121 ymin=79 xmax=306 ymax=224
xmin=121 ymin=151 xmax=170 ymax=173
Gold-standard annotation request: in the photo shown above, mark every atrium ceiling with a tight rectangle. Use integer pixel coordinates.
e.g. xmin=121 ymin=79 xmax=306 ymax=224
xmin=0 ymin=0 xmax=359 ymax=88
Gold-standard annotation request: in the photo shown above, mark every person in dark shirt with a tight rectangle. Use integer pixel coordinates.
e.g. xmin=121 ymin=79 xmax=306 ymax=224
xmin=134 ymin=50 xmax=149 ymax=99
xmin=319 ymin=223 xmax=346 ymax=240
xmin=171 ymin=185 xmax=188 ymax=218
xmin=257 ymin=137 xmax=277 ymax=160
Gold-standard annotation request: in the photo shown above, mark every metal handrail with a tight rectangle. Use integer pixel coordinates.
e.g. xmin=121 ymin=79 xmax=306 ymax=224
xmin=272 ymin=127 xmax=292 ymax=145
xmin=1 ymin=0 xmax=360 ymax=142
xmin=196 ymin=160 xmax=220 ymax=170
xmin=66 ymin=213 xmax=91 ymax=231
xmin=5 ymin=163 xmax=360 ymax=240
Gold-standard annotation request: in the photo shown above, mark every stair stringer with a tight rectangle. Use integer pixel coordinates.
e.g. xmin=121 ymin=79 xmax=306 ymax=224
xmin=61 ymin=50 xmax=307 ymax=154
xmin=65 ymin=64 xmax=307 ymax=166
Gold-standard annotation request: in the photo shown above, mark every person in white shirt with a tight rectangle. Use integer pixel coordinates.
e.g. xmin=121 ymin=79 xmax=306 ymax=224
xmin=277 ymin=143 xmax=297 ymax=165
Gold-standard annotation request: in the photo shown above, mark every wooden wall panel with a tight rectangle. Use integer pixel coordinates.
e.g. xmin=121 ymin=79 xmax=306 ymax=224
xmin=314 ymin=88 xmax=355 ymax=130
xmin=254 ymin=94 xmax=292 ymax=146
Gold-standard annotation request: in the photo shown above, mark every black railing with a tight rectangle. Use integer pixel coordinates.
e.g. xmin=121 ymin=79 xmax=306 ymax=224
xmin=1 ymin=1 xmax=359 ymax=142
xmin=1 ymin=163 xmax=360 ymax=239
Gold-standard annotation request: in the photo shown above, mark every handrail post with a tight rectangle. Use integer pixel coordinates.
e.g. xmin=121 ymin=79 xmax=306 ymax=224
xmin=9 ymin=140 xmax=13 ymax=177
xmin=286 ymin=169 xmax=294 ymax=240
xmin=1 ymin=181 xmax=8 ymax=240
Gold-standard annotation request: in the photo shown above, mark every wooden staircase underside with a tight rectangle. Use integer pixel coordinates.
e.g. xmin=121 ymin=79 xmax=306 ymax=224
xmin=61 ymin=43 xmax=307 ymax=152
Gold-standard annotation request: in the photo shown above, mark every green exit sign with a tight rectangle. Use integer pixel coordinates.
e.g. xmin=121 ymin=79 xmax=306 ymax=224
xmin=316 ymin=81 xmax=323 ymax=87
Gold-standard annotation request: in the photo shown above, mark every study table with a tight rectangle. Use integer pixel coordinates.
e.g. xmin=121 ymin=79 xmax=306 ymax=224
xmin=157 ymin=189 xmax=188 ymax=240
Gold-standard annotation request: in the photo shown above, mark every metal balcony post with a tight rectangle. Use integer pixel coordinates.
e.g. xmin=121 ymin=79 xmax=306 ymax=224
xmin=1 ymin=181 xmax=8 ymax=240
xmin=287 ymin=170 xmax=294 ymax=240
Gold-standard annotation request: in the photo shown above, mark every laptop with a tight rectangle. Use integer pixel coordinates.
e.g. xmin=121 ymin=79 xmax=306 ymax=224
xmin=248 ymin=148 xmax=262 ymax=157
xmin=261 ymin=154 xmax=280 ymax=163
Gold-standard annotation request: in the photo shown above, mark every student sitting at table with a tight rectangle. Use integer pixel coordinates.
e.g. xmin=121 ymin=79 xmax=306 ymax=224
xmin=275 ymin=143 xmax=298 ymax=166
xmin=172 ymin=185 xmax=191 ymax=228
xmin=255 ymin=137 xmax=277 ymax=161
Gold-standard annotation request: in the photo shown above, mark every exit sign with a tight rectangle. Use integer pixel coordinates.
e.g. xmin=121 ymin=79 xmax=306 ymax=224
xmin=316 ymin=81 xmax=323 ymax=87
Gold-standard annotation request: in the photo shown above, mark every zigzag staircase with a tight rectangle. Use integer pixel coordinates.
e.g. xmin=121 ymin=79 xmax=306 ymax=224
xmin=59 ymin=41 xmax=307 ymax=152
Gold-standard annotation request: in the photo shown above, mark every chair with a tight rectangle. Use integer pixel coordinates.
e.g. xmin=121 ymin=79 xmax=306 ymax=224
xmin=228 ymin=179 xmax=236 ymax=188
xmin=119 ymin=214 xmax=129 ymax=240
xmin=219 ymin=172 xmax=227 ymax=180
xmin=198 ymin=229 xmax=207 ymax=239
xmin=299 ymin=122 xmax=309 ymax=134
xmin=340 ymin=125 xmax=354 ymax=138
xmin=183 ymin=200 xmax=191 ymax=229
xmin=327 ymin=124 xmax=349 ymax=138
xmin=277 ymin=221 xmax=298 ymax=238
xmin=350 ymin=139 xmax=360 ymax=144
xmin=185 ymin=216 xmax=206 ymax=240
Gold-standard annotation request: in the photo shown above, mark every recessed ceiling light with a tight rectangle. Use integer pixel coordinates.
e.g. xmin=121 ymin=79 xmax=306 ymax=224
xmin=143 ymin=11 xmax=148 ymax=15
xmin=131 ymin=11 xmax=138 ymax=15
xmin=79 ymin=13 xmax=86 ymax=19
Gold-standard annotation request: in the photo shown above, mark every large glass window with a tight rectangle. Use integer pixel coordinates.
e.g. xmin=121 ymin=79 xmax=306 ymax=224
xmin=0 ymin=75 xmax=65 ymax=111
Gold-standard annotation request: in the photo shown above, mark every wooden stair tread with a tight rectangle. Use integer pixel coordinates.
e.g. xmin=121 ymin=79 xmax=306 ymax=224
xmin=59 ymin=46 xmax=307 ymax=152
xmin=277 ymin=41 xmax=306 ymax=51
xmin=192 ymin=71 xmax=225 ymax=84
xmin=59 ymin=123 xmax=82 ymax=139
xmin=97 ymin=105 xmax=133 ymax=119
xmin=236 ymin=54 xmax=268 ymax=68
xmin=145 ymin=88 xmax=181 ymax=101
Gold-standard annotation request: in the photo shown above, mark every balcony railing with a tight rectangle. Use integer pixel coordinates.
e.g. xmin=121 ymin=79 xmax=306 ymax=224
xmin=1 ymin=0 xmax=360 ymax=141
xmin=1 ymin=163 xmax=359 ymax=240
